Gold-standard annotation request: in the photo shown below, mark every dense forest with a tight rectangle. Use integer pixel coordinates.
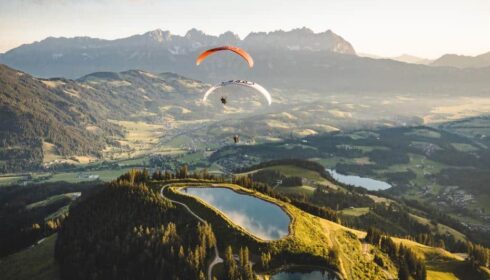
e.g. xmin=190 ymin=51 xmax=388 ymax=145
xmin=250 ymin=169 xmax=303 ymax=187
xmin=56 ymin=179 xmax=217 ymax=280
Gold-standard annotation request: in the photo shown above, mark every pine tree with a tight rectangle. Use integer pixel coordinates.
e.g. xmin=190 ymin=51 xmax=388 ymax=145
xmin=224 ymin=246 xmax=237 ymax=280
xmin=398 ymin=262 xmax=410 ymax=280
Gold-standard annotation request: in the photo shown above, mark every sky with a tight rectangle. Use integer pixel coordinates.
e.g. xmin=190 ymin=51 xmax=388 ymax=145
xmin=1 ymin=0 xmax=489 ymax=58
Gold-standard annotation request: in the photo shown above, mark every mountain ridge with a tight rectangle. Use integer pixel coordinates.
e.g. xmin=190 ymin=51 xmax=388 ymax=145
xmin=0 ymin=64 xmax=214 ymax=172
xmin=0 ymin=27 xmax=356 ymax=79
xmin=432 ymin=51 xmax=490 ymax=68
xmin=1 ymin=28 xmax=490 ymax=96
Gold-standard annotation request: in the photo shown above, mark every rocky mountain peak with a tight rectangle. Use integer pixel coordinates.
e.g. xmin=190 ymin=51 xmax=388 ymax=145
xmin=185 ymin=28 xmax=206 ymax=39
xmin=218 ymin=31 xmax=241 ymax=45
xmin=144 ymin=29 xmax=171 ymax=43
xmin=242 ymin=28 xmax=355 ymax=54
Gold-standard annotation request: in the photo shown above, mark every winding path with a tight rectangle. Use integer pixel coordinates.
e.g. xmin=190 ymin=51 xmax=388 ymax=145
xmin=160 ymin=184 xmax=223 ymax=280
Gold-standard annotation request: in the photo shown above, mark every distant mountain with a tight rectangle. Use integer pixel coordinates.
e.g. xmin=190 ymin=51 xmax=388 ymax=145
xmin=0 ymin=28 xmax=355 ymax=79
xmin=432 ymin=52 xmax=490 ymax=68
xmin=391 ymin=54 xmax=433 ymax=65
xmin=1 ymin=28 xmax=490 ymax=95
xmin=241 ymin=27 xmax=355 ymax=53
xmin=357 ymin=53 xmax=382 ymax=59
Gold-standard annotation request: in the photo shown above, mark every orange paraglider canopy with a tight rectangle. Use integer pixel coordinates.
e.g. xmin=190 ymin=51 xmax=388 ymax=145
xmin=196 ymin=46 xmax=254 ymax=68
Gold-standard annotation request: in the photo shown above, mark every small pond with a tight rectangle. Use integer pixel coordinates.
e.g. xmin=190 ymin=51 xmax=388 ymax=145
xmin=270 ymin=269 xmax=339 ymax=280
xmin=326 ymin=169 xmax=392 ymax=191
xmin=180 ymin=187 xmax=291 ymax=240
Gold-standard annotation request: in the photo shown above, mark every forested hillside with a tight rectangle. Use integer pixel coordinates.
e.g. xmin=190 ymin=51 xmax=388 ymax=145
xmin=0 ymin=65 xmax=212 ymax=172
xmin=0 ymin=65 xmax=120 ymax=172
xmin=56 ymin=181 xmax=217 ymax=280
xmin=54 ymin=169 xmax=490 ymax=279
xmin=0 ymin=181 xmax=98 ymax=258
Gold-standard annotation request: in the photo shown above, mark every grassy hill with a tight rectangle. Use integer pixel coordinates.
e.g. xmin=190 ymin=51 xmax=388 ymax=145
xmin=234 ymin=161 xmax=472 ymax=253
xmin=164 ymin=181 xmax=488 ymax=279
xmin=210 ymin=126 xmax=490 ymax=245
xmin=0 ymin=234 xmax=59 ymax=280
xmin=165 ymin=183 xmax=391 ymax=279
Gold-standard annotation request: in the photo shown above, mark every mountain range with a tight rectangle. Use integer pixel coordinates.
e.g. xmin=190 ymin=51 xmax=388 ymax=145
xmin=1 ymin=28 xmax=490 ymax=95
xmin=431 ymin=52 xmax=490 ymax=68
xmin=2 ymin=27 xmax=490 ymax=172
xmin=392 ymin=54 xmax=433 ymax=65
xmin=0 ymin=28 xmax=354 ymax=79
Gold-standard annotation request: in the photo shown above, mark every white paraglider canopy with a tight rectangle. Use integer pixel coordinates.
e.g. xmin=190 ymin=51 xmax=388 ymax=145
xmin=202 ymin=80 xmax=272 ymax=106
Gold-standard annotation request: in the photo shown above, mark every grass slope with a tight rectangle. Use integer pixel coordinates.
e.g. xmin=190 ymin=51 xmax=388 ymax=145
xmin=163 ymin=182 xmax=487 ymax=280
xmin=165 ymin=183 xmax=395 ymax=279
xmin=0 ymin=234 xmax=59 ymax=280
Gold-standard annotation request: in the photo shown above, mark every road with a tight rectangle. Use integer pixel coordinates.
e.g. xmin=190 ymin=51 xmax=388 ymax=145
xmin=160 ymin=184 xmax=223 ymax=280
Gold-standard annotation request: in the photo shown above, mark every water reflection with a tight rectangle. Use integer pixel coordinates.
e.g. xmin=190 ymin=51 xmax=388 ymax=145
xmin=180 ymin=187 xmax=290 ymax=240
xmin=326 ymin=169 xmax=392 ymax=191
xmin=271 ymin=270 xmax=338 ymax=280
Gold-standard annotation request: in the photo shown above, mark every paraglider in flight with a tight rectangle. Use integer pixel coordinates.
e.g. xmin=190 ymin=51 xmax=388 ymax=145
xmin=220 ymin=96 xmax=227 ymax=105
xmin=233 ymin=135 xmax=240 ymax=144
xmin=196 ymin=46 xmax=254 ymax=68
xmin=203 ymin=80 xmax=272 ymax=106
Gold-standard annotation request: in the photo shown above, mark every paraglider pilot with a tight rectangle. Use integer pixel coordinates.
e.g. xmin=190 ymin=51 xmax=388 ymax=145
xmin=220 ymin=96 xmax=227 ymax=105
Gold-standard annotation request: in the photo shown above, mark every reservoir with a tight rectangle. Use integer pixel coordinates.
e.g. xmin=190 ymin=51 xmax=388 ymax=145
xmin=326 ymin=169 xmax=392 ymax=191
xmin=271 ymin=269 xmax=338 ymax=280
xmin=180 ymin=187 xmax=290 ymax=240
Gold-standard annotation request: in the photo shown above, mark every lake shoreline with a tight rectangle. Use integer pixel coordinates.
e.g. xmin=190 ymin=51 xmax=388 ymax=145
xmin=326 ymin=169 xmax=392 ymax=191
xmin=178 ymin=185 xmax=292 ymax=241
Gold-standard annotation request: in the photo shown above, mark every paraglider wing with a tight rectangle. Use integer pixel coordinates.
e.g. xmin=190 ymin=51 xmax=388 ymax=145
xmin=202 ymin=85 xmax=220 ymax=103
xmin=246 ymin=82 xmax=272 ymax=106
xmin=196 ymin=46 xmax=254 ymax=68
xmin=202 ymin=80 xmax=272 ymax=106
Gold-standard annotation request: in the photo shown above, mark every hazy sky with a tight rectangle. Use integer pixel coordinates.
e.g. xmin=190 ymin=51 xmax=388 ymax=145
xmin=1 ymin=0 xmax=489 ymax=58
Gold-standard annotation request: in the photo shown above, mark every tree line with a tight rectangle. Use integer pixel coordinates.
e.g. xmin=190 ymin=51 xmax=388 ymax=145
xmin=232 ymin=175 xmax=338 ymax=223
xmin=365 ymin=227 xmax=426 ymax=280
xmin=250 ymin=169 xmax=303 ymax=187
